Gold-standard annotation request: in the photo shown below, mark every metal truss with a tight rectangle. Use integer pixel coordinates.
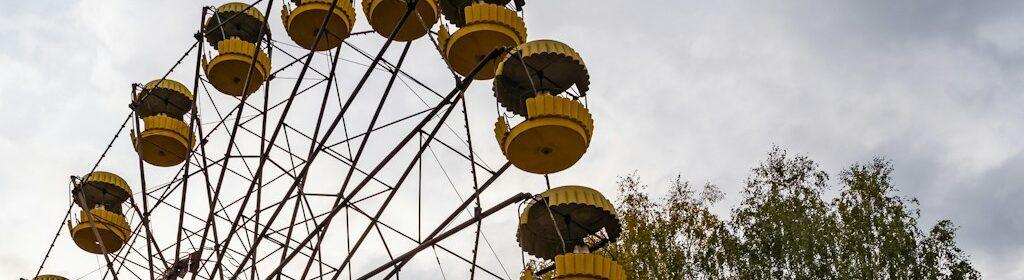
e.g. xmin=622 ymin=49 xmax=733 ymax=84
xmin=33 ymin=1 xmax=536 ymax=280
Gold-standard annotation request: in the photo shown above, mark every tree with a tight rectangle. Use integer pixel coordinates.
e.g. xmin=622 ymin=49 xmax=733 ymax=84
xmin=918 ymin=220 xmax=982 ymax=279
xmin=598 ymin=147 xmax=980 ymax=280
xmin=730 ymin=147 xmax=839 ymax=278
xmin=603 ymin=174 xmax=736 ymax=279
xmin=833 ymin=158 xmax=920 ymax=278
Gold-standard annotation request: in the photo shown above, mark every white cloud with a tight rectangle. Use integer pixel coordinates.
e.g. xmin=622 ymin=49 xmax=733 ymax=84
xmin=2 ymin=0 xmax=1023 ymax=279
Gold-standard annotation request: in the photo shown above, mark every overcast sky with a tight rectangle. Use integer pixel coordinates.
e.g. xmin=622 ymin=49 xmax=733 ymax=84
xmin=1 ymin=0 xmax=1023 ymax=279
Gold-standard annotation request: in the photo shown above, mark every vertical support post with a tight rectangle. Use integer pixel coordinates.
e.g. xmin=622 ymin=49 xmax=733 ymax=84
xmin=130 ymin=84 xmax=160 ymax=280
xmin=173 ymin=7 xmax=209 ymax=277
xmin=197 ymin=0 xmax=275 ymax=278
xmin=460 ymin=82 xmax=483 ymax=280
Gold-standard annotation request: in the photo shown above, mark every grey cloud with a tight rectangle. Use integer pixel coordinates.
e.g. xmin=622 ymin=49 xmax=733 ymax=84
xmin=2 ymin=0 xmax=1023 ymax=279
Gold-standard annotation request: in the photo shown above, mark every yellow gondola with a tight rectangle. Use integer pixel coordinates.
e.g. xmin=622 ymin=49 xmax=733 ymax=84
xmin=438 ymin=0 xmax=510 ymax=27
xmin=282 ymin=0 xmax=357 ymax=51
xmin=362 ymin=0 xmax=438 ymax=41
xmin=202 ymin=37 xmax=272 ymax=97
xmin=494 ymin=40 xmax=590 ymax=116
xmin=495 ymin=94 xmax=592 ymax=174
xmin=75 ymin=171 xmax=132 ymax=215
xmin=133 ymin=79 xmax=194 ymax=120
xmin=69 ymin=208 xmax=131 ymax=254
xmin=132 ymin=114 xmax=195 ymax=167
xmin=203 ymin=2 xmax=268 ymax=46
xmin=437 ymin=3 xmax=526 ymax=80
xmin=34 ymin=275 xmax=69 ymax=280
xmin=517 ymin=185 xmax=621 ymax=260
xmin=549 ymin=253 xmax=626 ymax=280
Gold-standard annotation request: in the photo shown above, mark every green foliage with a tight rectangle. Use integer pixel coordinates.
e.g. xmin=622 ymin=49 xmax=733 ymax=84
xmin=730 ymin=147 xmax=839 ymax=278
xmin=834 ymin=159 xmax=920 ymax=279
xmin=603 ymin=147 xmax=980 ymax=280
xmin=918 ymin=220 xmax=982 ymax=279
xmin=604 ymin=174 xmax=735 ymax=280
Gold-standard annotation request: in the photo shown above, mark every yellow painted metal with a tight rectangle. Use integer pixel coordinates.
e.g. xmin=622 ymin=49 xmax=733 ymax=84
xmin=201 ymin=38 xmax=272 ymax=96
xmin=521 ymin=269 xmax=534 ymax=280
xmin=75 ymin=171 xmax=132 ymax=214
xmin=521 ymin=268 xmax=550 ymax=280
xmin=517 ymin=185 xmax=621 ymax=260
xmin=495 ymin=40 xmax=590 ymax=116
xmin=132 ymin=114 xmax=195 ymax=167
xmin=82 ymin=171 xmax=131 ymax=195
xmin=438 ymin=3 xmax=526 ymax=80
xmin=70 ymin=208 xmax=131 ymax=254
xmin=496 ymin=94 xmax=593 ymax=174
xmin=550 ymin=253 xmax=626 ymax=280
xmin=204 ymin=2 xmax=268 ymax=47
xmin=34 ymin=275 xmax=69 ymax=280
xmin=362 ymin=0 xmax=438 ymax=41
xmin=281 ymin=0 xmax=357 ymax=51
xmin=134 ymin=79 xmax=194 ymax=120
xmin=438 ymin=0 xmax=510 ymax=27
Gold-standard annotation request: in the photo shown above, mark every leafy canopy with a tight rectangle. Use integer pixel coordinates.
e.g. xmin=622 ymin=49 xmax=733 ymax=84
xmin=602 ymin=147 xmax=980 ymax=280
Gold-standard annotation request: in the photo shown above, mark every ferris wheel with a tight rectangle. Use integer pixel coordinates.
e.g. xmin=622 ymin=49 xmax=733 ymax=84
xmin=30 ymin=1 xmax=625 ymax=279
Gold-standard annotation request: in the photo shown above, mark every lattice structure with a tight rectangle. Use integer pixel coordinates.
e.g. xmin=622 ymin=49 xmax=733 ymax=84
xmin=29 ymin=1 xmax=623 ymax=280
